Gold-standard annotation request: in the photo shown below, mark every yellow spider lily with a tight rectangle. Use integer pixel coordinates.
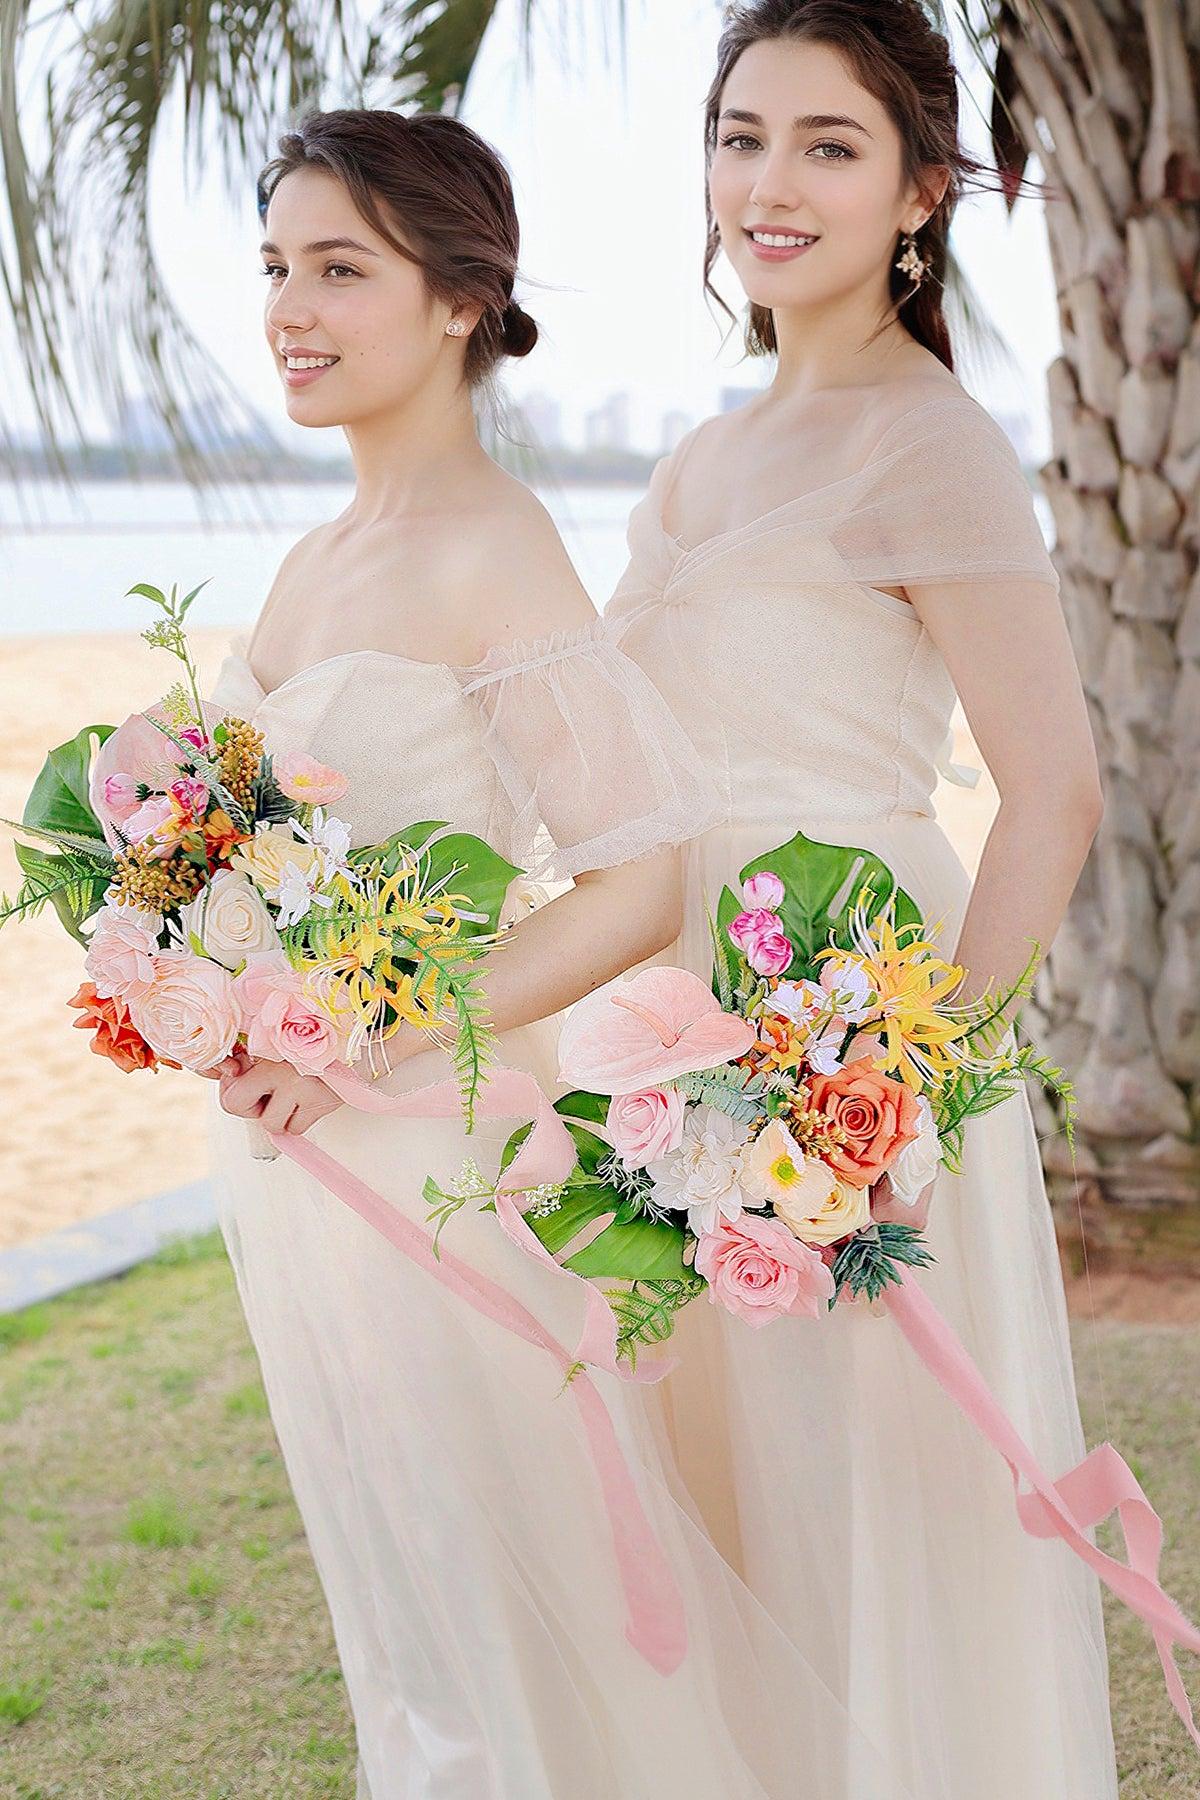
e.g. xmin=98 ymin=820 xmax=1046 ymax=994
xmin=814 ymin=892 xmax=970 ymax=1093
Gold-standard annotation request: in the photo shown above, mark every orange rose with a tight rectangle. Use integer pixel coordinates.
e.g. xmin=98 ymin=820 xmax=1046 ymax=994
xmin=807 ymin=1056 xmax=921 ymax=1189
xmin=67 ymin=981 xmax=177 ymax=1074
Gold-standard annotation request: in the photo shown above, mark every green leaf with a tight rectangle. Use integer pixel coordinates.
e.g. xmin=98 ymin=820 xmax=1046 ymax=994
xmin=497 ymin=1109 xmax=688 ymax=1281
xmin=420 ymin=831 xmax=522 ymax=937
xmin=11 ymin=725 xmax=117 ymax=942
xmin=716 ymin=828 xmax=923 ymax=977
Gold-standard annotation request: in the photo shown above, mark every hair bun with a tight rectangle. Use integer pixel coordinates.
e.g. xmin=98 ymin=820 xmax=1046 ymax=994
xmin=500 ymin=299 xmax=538 ymax=359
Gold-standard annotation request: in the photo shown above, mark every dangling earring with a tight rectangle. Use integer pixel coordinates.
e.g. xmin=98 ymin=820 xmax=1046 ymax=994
xmin=445 ymin=319 xmax=466 ymax=337
xmin=895 ymin=227 xmax=929 ymax=290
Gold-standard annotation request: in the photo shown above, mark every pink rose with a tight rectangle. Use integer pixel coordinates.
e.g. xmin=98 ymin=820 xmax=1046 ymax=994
xmin=101 ymin=773 xmax=141 ymax=823
xmin=127 ymin=952 xmax=242 ymax=1072
xmin=693 ymin=1212 xmax=835 ymax=1327
xmin=84 ymin=901 xmax=163 ymax=1001
xmin=727 ymin=908 xmax=794 ymax=978
xmin=741 ymin=870 xmax=784 ymax=911
xmin=234 ymin=949 xmax=296 ymax=1011
xmin=273 ymin=751 xmax=348 ymax=808
xmin=607 ymin=1087 xmax=686 ymax=1169
xmin=248 ymin=989 xmax=342 ymax=1076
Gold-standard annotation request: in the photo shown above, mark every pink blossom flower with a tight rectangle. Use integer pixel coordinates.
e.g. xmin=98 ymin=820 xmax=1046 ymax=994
xmin=607 ymin=1087 xmax=686 ymax=1169
xmin=273 ymin=751 xmax=348 ymax=808
xmin=179 ymin=725 xmax=210 ymax=752
xmin=693 ymin=1212 xmax=835 ymax=1328
xmin=101 ymin=773 xmax=141 ymax=823
xmin=727 ymin=908 xmax=793 ymax=978
xmin=169 ymin=775 xmax=209 ymax=816
xmin=84 ymin=901 xmax=163 ymax=1001
xmin=741 ymin=870 xmax=785 ymax=911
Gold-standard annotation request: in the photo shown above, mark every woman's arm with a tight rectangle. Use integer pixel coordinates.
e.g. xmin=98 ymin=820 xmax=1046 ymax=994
xmin=216 ymin=849 xmax=683 ymax=1134
xmin=910 ymin=575 xmax=1104 ymax=1008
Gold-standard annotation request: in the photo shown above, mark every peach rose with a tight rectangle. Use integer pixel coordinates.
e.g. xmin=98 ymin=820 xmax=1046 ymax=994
xmin=67 ymin=981 xmax=173 ymax=1073
xmin=807 ymin=1056 xmax=922 ymax=1189
xmin=694 ymin=1211 xmax=835 ymax=1327
xmin=84 ymin=901 xmax=163 ymax=1001
xmin=127 ymin=952 xmax=242 ymax=1072
xmin=607 ymin=1087 xmax=686 ymax=1169
xmin=234 ymin=952 xmax=343 ymax=1076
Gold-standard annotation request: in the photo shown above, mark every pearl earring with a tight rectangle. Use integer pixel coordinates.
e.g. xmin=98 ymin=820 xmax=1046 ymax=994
xmin=445 ymin=319 xmax=466 ymax=337
xmin=895 ymin=227 xmax=930 ymax=289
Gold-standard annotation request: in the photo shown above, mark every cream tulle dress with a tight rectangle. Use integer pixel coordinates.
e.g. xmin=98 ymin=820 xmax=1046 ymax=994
xmin=600 ymin=381 xmax=1120 ymax=1798
xmin=206 ymin=628 xmax=920 ymax=1798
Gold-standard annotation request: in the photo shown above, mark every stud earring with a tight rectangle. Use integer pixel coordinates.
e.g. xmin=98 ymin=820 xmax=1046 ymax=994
xmin=445 ymin=319 xmax=466 ymax=337
xmin=895 ymin=228 xmax=930 ymax=289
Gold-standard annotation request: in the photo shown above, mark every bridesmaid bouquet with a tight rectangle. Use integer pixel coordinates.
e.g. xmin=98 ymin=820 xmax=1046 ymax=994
xmin=429 ymin=829 xmax=1074 ymax=1366
xmin=0 ymin=581 xmax=519 ymax=1121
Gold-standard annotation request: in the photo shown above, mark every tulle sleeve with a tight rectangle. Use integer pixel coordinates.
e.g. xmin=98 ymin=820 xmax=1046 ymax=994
xmin=454 ymin=614 xmax=726 ymax=884
xmin=825 ymin=394 xmax=1060 ymax=593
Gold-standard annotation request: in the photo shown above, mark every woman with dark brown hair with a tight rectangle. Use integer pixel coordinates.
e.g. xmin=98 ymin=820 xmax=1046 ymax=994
xmin=205 ymin=108 xmax=916 ymax=1798
xmin=602 ymin=2 xmax=1121 ymax=1793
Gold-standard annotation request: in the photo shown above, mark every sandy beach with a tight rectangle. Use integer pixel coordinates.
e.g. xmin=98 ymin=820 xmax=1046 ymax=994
xmin=8 ymin=628 xmax=1181 ymax=1323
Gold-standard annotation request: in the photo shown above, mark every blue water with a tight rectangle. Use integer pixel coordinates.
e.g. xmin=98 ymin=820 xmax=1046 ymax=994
xmin=0 ymin=480 xmax=643 ymax=636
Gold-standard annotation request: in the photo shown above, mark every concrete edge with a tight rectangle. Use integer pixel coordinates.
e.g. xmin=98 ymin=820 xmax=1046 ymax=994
xmin=0 ymin=1182 xmax=218 ymax=1315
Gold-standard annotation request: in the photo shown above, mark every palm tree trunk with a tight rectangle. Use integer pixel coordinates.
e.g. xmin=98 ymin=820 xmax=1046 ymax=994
xmin=996 ymin=0 xmax=1200 ymax=1241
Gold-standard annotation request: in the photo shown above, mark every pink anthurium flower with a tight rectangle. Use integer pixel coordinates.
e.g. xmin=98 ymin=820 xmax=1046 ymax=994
xmin=91 ymin=700 xmax=227 ymax=848
xmin=557 ymin=967 xmax=756 ymax=1094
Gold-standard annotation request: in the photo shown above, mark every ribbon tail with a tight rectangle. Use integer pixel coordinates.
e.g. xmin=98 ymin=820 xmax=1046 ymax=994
xmin=265 ymin=1059 xmax=688 ymax=1674
xmin=884 ymin=1267 xmax=1200 ymax=1752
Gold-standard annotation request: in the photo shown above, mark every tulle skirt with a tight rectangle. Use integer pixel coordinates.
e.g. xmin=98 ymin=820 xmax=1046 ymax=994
xmin=211 ymin=809 xmax=1118 ymax=1798
xmin=211 ymin=1016 xmax=913 ymax=1800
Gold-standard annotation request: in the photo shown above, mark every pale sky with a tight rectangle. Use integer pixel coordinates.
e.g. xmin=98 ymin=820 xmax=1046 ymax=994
xmin=14 ymin=0 xmax=1061 ymax=459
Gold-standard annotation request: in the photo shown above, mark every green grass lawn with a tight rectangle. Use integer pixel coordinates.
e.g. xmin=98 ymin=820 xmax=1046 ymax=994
xmin=0 ymin=1233 xmax=1196 ymax=1797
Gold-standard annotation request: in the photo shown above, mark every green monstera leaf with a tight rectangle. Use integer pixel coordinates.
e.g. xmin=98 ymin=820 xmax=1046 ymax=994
xmin=716 ymin=828 xmax=923 ymax=982
xmin=499 ymin=1091 xmax=690 ymax=1283
xmin=13 ymin=724 xmax=117 ymax=943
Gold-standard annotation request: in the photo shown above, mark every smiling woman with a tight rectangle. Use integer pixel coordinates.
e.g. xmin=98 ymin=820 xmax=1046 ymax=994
xmin=254 ymin=110 xmax=540 ymax=403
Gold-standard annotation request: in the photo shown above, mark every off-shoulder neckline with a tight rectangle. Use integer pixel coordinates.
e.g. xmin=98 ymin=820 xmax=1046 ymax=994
xmin=655 ymin=389 xmax=992 ymax=561
xmin=225 ymin=613 xmax=613 ymax=704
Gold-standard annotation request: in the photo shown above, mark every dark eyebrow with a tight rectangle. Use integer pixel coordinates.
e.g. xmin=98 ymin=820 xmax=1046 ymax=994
xmin=258 ymin=237 xmax=381 ymax=257
xmin=718 ymin=108 xmax=874 ymax=139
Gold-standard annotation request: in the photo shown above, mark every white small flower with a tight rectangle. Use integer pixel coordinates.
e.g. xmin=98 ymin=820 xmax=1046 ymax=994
xmin=886 ymin=1094 xmax=941 ymax=1206
xmin=297 ymin=808 xmax=354 ymax=882
xmin=647 ymin=1105 xmax=749 ymax=1239
xmin=274 ymin=862 xmax=335 ymax=931
xmin=816 ymin=956 xmax=875 ymax=1024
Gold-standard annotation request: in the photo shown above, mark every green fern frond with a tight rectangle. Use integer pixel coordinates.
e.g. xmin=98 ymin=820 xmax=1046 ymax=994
xmin=669 ymin=1062 xmax=768 ymax=1126
xmin=603 ymin=1274 xmax=706 ymax=1370
xmin=1 ymin=815 xmax=116 ymax=863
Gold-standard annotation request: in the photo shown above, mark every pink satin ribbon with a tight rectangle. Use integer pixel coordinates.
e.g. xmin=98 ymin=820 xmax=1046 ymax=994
xmin=883 ymin=1268 xmax=1200 ymax=1751
xmin=264 ymin=1061 xmax=688 ymax=1678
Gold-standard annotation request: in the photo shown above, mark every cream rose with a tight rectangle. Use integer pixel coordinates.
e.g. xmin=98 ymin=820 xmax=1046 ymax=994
xmin=769 ymin=1158 xmax=873 ymax=1247
xmin=884 ymin=1094 xmax=941 ymax=1207
xmin=228 ymin=825 xmax=321 ymax=896
xmin=179 ymin=870 xmax=280 ymax=970
xmin=128 ymin=952 xmax=242 ymax=1072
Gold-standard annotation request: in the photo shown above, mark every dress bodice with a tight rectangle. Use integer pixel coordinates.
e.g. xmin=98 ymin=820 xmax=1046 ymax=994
xmin=603 ymin=391 xmax=1059 ymax=832
xmin=207 ymin=617 xmax=725 ymax=884
xmin=210 ymin=643 xmax=503 ymax=852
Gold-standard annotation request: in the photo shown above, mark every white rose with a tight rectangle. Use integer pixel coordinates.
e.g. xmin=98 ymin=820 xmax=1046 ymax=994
xmin=179 ymin=870 xmax=280 ymax=970
xmin=885 ymin=1094 xmax=941 ymax=1207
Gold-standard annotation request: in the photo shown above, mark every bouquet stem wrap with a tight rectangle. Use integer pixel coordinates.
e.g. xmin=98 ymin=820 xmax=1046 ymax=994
xmin=883 ymin=1270 xmax=1200 ymax=1750
xmin=264 ymin=1062 xmax=689 ymax=1678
